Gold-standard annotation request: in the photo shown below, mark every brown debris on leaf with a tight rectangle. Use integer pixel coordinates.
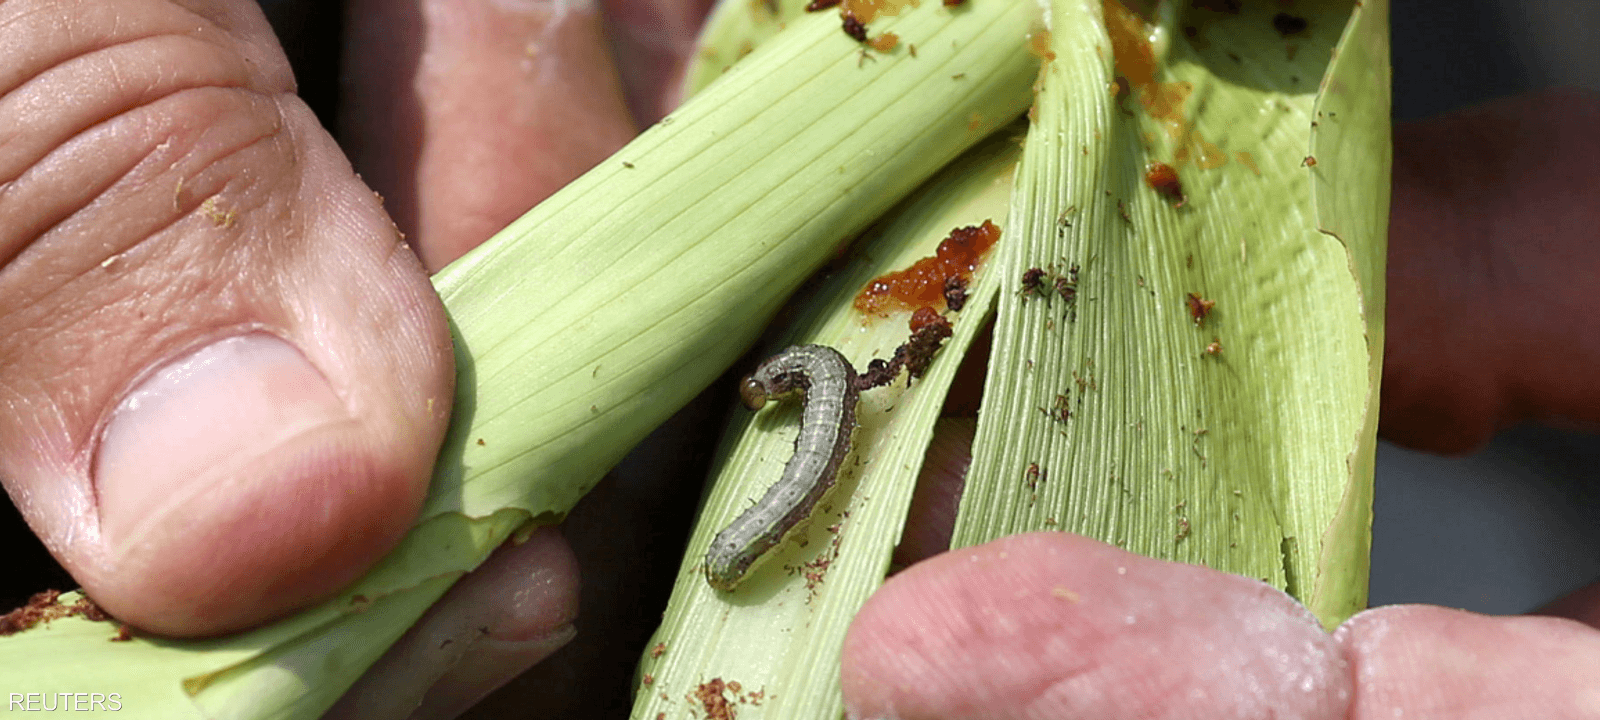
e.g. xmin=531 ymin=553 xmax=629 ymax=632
xmin=901 ymin=308 xmax=954 ymax=379
xmin=857 ymin=357 xmax=897 ymax=389
xmin=855 ymin=308 xmax=955 ymax=390
xmin=1186 ymin=292 xmax=1216 ymax=325
xmin=0 ymin=590 xmax=117 ymax=637
xmin=842 ymin=14 xmax=868 ymax=42
xmin=1019 ymin=264 xmax=1078 ymax=310
xmin=942 ymin=276 xmax=968 ymax=312
xmin=694 ymin=679 xmax=737 ymax=720
xmin=1019 ymin=267 xmax=1050 ymax=299
xmin=1272 ymin=12 xmax=1309 ymax=37
xmin=1039 ymin=393 xmax=1071 ymax=424
xmin=1144 ymin=162 xmax=1187 ymax=207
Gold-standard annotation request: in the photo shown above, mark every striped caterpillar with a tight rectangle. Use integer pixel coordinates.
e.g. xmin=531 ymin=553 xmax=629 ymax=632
xmin=704 ymin=345 xmax=859 ymax=592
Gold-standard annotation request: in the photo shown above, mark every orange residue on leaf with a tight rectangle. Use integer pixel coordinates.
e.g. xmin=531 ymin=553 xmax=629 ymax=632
xmin=1027 ymin=27 xmax=1055 ymax=95
xmin=1143 ymin=80 xmax=1192 ymax=122
xmin=1027 ymin=29 xmax=1056 ymax=61
xmin=1103 ymin=0 xmax=1155 ymax=86
xmin=869 ymin=31 xmax=899 ymax=52
xmin=840 ymin=0 xmax=914 ymax=24
xmin=1190 ymin=132 xmax=1229 ymax=169
xmin=1103 ymin=0 xmax=1192 ymax=120
xmin=1170 ymin=124 xmax=1228 ymax=170
xmin=1159 ymin=116 xmax=1185 ymax=142
xmin=1030 ymin=27 xmax=1056 ymax=94
xmin=1235 ymin=150 xmax=1260 ymax=176
xmin=855 ymin=220 xmax=1002 ymax=316
xmin=909 ymin=306 xmax=944 ymax=333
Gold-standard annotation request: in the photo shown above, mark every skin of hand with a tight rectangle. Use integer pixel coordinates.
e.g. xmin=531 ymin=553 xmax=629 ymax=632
xmin=0 ymin=0 xmax=458 ymax=637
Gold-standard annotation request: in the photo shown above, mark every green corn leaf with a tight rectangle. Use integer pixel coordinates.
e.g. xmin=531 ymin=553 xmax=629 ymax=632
xmin=682 ymin=0 xmax=806 ymax=95
xmin=953 ymin=0 xmax=1389 ymax=629
xmin=632 ymin=125 xmax=1021 ymax=720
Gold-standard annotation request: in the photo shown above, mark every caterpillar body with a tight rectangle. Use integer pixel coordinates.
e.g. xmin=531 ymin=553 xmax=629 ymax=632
xmin=704 ymin=345 xmax=859 ymax=592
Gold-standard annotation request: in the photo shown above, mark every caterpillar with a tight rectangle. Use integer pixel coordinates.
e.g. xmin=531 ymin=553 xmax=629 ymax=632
xmin=705 ymin=345 xmax=859 ymax=592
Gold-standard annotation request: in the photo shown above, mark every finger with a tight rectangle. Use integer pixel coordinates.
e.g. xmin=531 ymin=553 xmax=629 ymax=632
xmin=1383 ymin=88 xmax=1600 ymax=454
xmin=1338 ymin=605 xmax=1600 ymax=718
xmin=0 ymin=0 xmax=452 ymax=635
xmin=325 ymin=528 xmax=581 ymax=720
xmin=891 ymin=417 xmax=973 ymax=568
xmin=430 ymin=392 xmax=720 ymax=717
xmin=1533 ymin=580 xmax=1600 ymax=630
xmin=598 ymin=0 xmax=717 ymax=123
xmin=334 ymin=0 xmax=648 ymax=708
xmin=892 ymin=334 xmax=987 ymax=567
xmin=341 ymin=0 xmax=639 ymax=271
xmin=843 ymin=532 xmax=1352 ymax=720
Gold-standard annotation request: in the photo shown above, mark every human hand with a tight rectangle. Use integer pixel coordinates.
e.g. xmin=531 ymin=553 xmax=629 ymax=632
xmin=840 ymin=88 xmax=1600 ymax=719
xmin=844 ymin=531 xmax=1600 ymax=719
xmin=0 ymin=0 xmax=453 ymax=637
xmin=1 ymin=0 xmax=704 ymax=712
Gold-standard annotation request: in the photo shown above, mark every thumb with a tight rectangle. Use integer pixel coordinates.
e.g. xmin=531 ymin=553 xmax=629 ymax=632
xmin=0 ymin=0 xmax=452 ymax=636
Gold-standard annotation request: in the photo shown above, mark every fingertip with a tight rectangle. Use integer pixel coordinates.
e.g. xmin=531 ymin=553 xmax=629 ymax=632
xmin=1337 ymin=605 xmax=1600 ymax=718
xmin=845 ymin=533 xmax=1349 ymax=720
xmin=892 ymin=417 xmax=974 ymax=567
xmin=90 ymin=427 xmax=427 ymax=636
xmin=328 ymin=528 xmax=581 ymax=720
xmin=85 ymin=333 xmax=432 ymax=635
xmin=598 ymin=0 xmax=716 ymax=123
xmin=448 ymin=527 xmax=583 ymax=640
xmin=1384 ymin=90 xmax=1600 ymax=453
xmin=342 ymin=0 xmax=638 ymax=270
xmin=1533 ymin=580 xmax=1600 ymax=629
